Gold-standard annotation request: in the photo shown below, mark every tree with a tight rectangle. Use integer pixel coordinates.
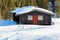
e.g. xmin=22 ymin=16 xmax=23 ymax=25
xmin=57 ymin=0 xmax=60 ymax=17
xmin=0 ymin=0 xmax=50 ymax=19
xmin=0 ymin=0 xmax=3 ymax=19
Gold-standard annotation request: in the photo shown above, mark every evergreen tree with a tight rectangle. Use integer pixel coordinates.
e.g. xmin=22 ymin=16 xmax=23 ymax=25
xmin=0 ymin=0 xmax=56 ymax=19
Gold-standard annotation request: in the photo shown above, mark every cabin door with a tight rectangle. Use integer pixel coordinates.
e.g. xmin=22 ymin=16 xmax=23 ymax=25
xmin=33 ymin=15 xmax=38 ymax=24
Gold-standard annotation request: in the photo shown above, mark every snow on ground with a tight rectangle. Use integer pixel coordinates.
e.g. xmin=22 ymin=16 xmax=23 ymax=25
xmin=0 ymin=18 xmax=60 ymax=40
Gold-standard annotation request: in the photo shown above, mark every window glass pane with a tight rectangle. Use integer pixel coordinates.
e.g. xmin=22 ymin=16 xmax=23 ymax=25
xmin=28 ymin=15 xmax=33 ymax=20
xmin=38 ymin=15 xmax=43 ymax=20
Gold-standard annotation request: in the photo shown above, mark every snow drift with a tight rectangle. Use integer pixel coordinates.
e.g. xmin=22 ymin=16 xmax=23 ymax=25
xmin=0 ymin=18 xmax=60 ymax=40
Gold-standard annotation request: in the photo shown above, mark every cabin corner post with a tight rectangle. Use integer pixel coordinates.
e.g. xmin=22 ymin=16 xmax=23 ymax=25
xmin=50 ymin=16 xmax=52 ymax=25
xmin=48 ymin=15 xmax=51 ymax=25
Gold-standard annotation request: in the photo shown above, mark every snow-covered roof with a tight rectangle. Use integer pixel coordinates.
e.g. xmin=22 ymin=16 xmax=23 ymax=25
xmin=11 ymin=6 xmax=54 ymax=16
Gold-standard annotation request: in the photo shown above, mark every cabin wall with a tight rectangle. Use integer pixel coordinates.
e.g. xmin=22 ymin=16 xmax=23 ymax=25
xmin=17 ymin=11 xmax=51 ymax=25
xmin=38 ymin=14 xmax=51 ymax=25
xmin=19 ymin=15 xmax=27 ymax=24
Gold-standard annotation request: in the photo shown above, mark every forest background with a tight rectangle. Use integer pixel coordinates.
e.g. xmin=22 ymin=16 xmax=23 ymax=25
xmin=0 ymin=0 xmax=60 ymax=20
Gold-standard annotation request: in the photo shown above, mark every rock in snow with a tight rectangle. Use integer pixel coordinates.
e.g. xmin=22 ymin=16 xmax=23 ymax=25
xmin=0 ymin=18 xmax=60 ymax=40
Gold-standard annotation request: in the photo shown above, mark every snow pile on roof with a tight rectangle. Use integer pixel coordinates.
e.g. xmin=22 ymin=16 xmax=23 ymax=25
xmin=11 ymin=6 xmax=54 ymax=16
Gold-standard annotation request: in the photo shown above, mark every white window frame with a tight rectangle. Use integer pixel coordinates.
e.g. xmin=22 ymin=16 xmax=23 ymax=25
xmin=38 ymin=15 xmax=43 ymax=20
xmin=28 ymin=15 xmax=33 ymax=20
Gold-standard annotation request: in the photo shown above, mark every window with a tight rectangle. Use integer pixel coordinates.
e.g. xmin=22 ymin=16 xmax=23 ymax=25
xmin=28 ymin=15 xmax=33 ymax=20
xmin=38 ymin=15 xmax=43 ymax=20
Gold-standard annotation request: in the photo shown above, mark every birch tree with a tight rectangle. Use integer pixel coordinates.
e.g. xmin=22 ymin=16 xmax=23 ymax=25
xmin=0 ymin=0 xmax=2 ymax=19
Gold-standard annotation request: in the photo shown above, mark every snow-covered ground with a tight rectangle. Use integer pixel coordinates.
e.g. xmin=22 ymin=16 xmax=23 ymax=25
xmin=0 ymin=18 xmax=60 ymax=40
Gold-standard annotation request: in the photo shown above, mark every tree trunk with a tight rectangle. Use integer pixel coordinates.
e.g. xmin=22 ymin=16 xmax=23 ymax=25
xmin=0 ymin=8 xmax=2 ymax=19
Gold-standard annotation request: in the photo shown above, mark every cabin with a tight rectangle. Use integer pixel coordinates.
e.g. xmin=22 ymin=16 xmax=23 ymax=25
xmin=11 ymin=6 xmax=54 ymax=25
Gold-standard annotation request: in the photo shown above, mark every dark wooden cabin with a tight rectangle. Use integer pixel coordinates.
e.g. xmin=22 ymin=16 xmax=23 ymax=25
xmin=11 ymin=6 xmax=54 ymax=25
